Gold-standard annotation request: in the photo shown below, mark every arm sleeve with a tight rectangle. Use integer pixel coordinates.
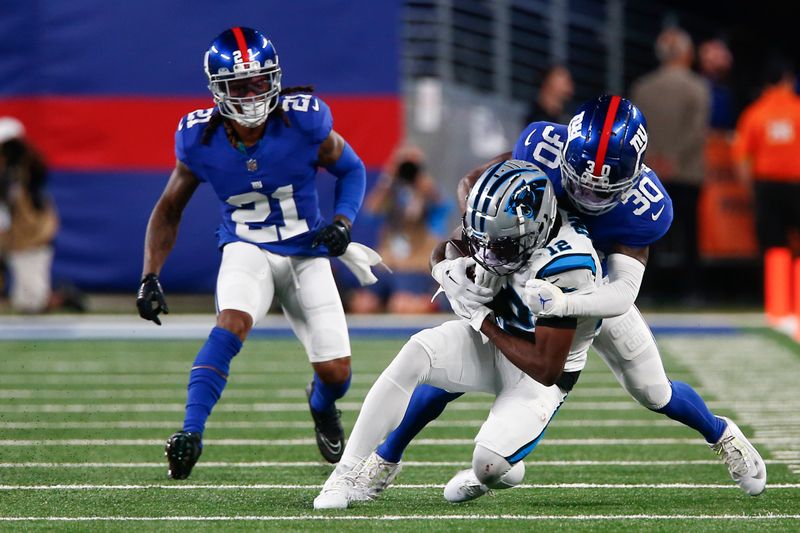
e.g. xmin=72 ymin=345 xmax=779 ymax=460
xmin=561 ymin=253 xmax=646 ymax=318
xmin=326 ymin=141 xmax=366 ymax=223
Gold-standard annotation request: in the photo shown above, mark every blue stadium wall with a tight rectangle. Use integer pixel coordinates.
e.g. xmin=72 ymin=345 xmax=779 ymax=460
xmin=0 ymin=1 xmax=402 ymax=292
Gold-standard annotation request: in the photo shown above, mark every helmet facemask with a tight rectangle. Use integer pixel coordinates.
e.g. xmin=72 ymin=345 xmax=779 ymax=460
xmin=464 ymin=220 xmax=538 ymax=276
xmin=463 ymin=165 xmax=557 ymax=276
xmin=560 ymin=159 xmax=641 ymax=215
xmin=206 ymin=54 xmax=282 ymax=128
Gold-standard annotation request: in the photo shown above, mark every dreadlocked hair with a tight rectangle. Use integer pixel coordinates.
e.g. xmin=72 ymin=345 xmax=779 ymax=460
xmin=201 ymin=111 xmax=225 ymax=145
xmin=200 ymin=85 xmax=316 ymax=144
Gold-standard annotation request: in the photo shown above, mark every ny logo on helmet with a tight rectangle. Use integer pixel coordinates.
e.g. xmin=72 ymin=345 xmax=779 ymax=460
xmin=567 ymin=111 xmax=584 ymax=143
xmin=629 ymin=124 xmax=648 ymax=155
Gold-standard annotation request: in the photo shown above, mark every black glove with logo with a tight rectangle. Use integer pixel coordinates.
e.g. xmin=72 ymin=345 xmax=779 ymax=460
xmin=136 ymin=273 xmax=169 ymax=325
xmin=312 ymin=219 xmax=351 ymax=257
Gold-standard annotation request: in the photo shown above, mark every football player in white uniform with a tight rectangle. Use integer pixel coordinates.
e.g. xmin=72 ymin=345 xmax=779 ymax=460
xmin=375 ymin=96 xmax=766 ymax=497
xmin=314 ymin=160 xmax=603 ymax=509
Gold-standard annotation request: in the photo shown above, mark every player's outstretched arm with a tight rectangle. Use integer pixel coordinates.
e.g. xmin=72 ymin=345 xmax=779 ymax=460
xmin=526 ymin=245 xmax=647 ymax=319
xmin=480 ymin=318 xmax=575 ymax=387
xmin=137 ymin=161 xmax=199 ymax=324
xmin=315 ymin=130 xmax=366 ymax=256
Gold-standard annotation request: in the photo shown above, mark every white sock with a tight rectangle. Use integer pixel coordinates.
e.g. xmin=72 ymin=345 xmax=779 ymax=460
xmin=335 ymin=341 xmax=431 ymax=474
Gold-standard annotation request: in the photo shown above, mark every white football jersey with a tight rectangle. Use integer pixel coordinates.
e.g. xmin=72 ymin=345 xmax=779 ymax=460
xmin=488 ymin=209 xmax=602 ymax=372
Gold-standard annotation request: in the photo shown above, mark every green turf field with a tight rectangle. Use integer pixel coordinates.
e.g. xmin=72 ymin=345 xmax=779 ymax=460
xmin=1 ymin=330 xmax=799 ymax=531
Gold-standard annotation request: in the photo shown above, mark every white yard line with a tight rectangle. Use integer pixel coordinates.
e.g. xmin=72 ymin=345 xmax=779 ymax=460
xmin=0 ymin=459 xmax=795 ymax=468
xmin=0 ymin=401 xmax=648 ymax=413
xmin=0 ymin=373 xmax=629 ymax=386
xmin=0 ymin=514 xmax=798 ymax=522
xmin=0 ymin=387 xmax=634 ymax=400
xmin=0 ymin=419 xmax=679 ymax=430
xmin=1 ymin=483 xmax=799 ymax=490
xmin=0 ymin=398 xmax=766 ymax=413
xmin=0 ymin=437 xmax=788 ymax=446
xmin=661 ymin=334 xmax=800 ymax=475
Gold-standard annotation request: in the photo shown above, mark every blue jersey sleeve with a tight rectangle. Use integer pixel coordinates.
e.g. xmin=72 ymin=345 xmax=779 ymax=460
xmin=512 ymin=121 xmax=549 ymax=161
xmin=174 ymin=108 xmax=215 ymax=181
xmin=511 ymin=121 xmax=567 ymax=197
xmin=281 ymin=94 xmax=333 ymax=144
xmin=174 ymin=115 xmax=191 ymax=163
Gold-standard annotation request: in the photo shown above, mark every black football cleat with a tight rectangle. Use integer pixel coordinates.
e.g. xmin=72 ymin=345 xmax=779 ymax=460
xmin=305 ymin=382 xmax=345 ymax=463
xmin=165 ymin=430 xmax=202 ymax=479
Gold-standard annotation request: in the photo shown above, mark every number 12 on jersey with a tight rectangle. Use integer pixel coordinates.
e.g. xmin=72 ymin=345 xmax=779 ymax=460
xmin=226 ymin=184 xmax=309 ymax=243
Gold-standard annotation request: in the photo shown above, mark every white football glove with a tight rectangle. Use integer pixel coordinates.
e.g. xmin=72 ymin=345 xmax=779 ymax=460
xmin=431 ymin=257 xmax=497 ymax=306
xmin=447 ymin=293 xmax=494 ymax=332
xmin=524 ymin=279 xmax=567 ymax=317
xmin=474 ymin=263 xmax=505 ymax=294
xmin=432 ymin=257 xmax=496 ymax=331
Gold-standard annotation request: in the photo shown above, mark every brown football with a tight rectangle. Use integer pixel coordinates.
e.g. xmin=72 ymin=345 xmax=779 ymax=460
xmin=444 ymin=239 xmax=469 ymax=259
xmin=444 ymin=239 xmax=475 ymax=280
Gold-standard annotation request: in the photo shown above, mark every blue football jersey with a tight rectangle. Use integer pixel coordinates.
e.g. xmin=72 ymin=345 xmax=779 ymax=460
xmin=512 ymin=121 xmax=673 ymax=254
xmin=175 ymin=93 xmax=334 ymax=256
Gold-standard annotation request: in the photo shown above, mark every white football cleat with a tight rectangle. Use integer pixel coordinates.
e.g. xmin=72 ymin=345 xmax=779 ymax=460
xmin=313 ymin=453 xmax=401 ymax=509
xmin=358 ymin=452 xmax=403 ymax=499
xmin=313 ymin=469 xmax=357 ymax=510
xmin=443 ymin=469 xmax=490 ymax=503
xmin=710 ymin=416 xmax=767 ymax=496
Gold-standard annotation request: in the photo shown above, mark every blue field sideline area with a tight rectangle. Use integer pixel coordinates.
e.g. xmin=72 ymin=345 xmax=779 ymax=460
xmin=0 ymin=312 xmax=768 ymax=340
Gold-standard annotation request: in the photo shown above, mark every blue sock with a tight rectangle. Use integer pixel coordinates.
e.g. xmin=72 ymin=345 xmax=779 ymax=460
xmin=656 ymin=381 xmax=727 ymax=443
xmin=376 ymin=385 xmax=462 ymax=463
xmin=183 ymin=327 xmax=243 ymax=435
xmin=310 ymin=370 xmax=351 ymax=413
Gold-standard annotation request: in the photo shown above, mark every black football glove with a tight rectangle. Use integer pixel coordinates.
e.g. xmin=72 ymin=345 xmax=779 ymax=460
xmin=312 ymin=220 xmax=351 ymax=257
xmin=136 ymin=273 xmax=169 ymax=325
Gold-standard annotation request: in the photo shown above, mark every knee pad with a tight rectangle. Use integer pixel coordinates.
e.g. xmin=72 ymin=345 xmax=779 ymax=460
xmin=633 ymin=380 xmax=672 ymax=411
xmin=472 ymin=445 xmax=524 ymax=489
xmin=618 ymin=356 xmax=672 ymax=410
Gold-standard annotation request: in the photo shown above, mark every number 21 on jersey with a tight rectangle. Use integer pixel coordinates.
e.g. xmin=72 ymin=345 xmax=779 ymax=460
xmin=226 ymin=185 xmax=309 ymax=243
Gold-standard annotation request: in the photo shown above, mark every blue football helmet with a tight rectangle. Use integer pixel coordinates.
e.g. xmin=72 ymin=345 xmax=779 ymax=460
xmin=464 ymin=160 xmax=557 ymax=275
xmin=204 ymin=27 xmax=282 ymax=127
xmin=561 ymin=95 xmax=649 ymax=215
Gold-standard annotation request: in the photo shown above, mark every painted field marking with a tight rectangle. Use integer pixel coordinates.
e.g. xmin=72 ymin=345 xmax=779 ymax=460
xmin=0 ymin=514 xmax=798 ymax=522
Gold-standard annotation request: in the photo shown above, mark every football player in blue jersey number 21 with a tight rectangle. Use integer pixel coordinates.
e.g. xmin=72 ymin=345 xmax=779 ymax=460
xmin=327 ymin=95 xmax=766 ymax=504
xmin=136 ymin=27 xmax=371 ymax=479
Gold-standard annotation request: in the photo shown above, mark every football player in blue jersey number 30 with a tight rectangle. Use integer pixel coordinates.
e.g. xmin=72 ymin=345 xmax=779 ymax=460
xmin=364 ymin=96 xmax=766 ymax=499
xmin=136 ymin=27 xmax=366 ymax=479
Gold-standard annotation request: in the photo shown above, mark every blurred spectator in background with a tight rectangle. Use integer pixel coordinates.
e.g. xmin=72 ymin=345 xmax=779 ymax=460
xmin=347 ymin=145 xmax=451 ymax=313
xmin=695 ymin=39 xmax=758 ymax=263
xmin=699 ymin=39 xmax=736 ymax=133
xmin=631 ymin=27 xmax=710 ymax=303
xmin=732 ymin=54 xmax=800 ymax=255
xmin=0 ymin=117 xmax=84 ymax=313
xmin=524 ymin=64 xmax=575 ymax=126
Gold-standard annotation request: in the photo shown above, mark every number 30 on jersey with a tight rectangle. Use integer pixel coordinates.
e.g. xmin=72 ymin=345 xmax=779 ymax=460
xmin=620 ymin=172 xmax=665 ymax=218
